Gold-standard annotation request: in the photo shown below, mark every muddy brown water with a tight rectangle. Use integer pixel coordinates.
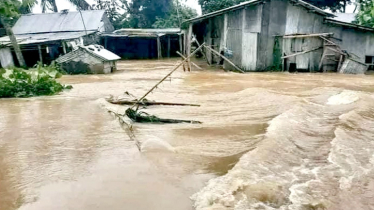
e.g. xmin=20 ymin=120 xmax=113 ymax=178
xmin=1 ymin=59 xmax=374 ymax=210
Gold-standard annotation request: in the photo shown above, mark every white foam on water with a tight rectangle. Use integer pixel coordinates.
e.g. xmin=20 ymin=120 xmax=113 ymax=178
xmin=141 ymin=137 xmax=175 ymax=152
xmin=327 ymin=90 xmax=359 ymax=105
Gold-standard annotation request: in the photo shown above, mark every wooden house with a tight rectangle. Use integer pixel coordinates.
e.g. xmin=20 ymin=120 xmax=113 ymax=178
xmin=101 ymin=28 xmax=183 ymax=59
xmin=55 ymin=45 xmax=120 ymax=74
xmin=0 ymin=10 xmax=114 ymax=68
xmin=184 ymin=0 xmax=374 ymax=73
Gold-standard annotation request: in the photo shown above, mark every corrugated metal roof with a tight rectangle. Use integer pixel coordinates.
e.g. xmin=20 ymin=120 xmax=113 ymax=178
xmin=82 ymin=45 xmax=121 ymax=61
xmin=113 ymin=28 xmax=181 ymax=34
xmin=325 ymin=18 xmax=374 ymax=32
xmin=0 ymin=31 xmax=95 ymax=46
xmin=56 ymin=45 xmax=120 ymax=63
xmin=13 ymin=10 xmax=106 ymax=35
xmin=184 ymin=0 xmax=334 ymax=23
xmin=333 ymin=13 xmax=356 ymax=23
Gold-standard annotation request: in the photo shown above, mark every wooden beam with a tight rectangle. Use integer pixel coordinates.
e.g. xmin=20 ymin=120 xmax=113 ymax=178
xmin=326 ymin=46 xmax=346 ymax=55
xmin=319 ymin=36 xmax=339 ymax=46
xmin=204 ymin=45 xmax=245 ymax=73
xmin=177 ymin=51 xmax=202 ymax=69
xmin=167 ymin=36 xmax=171 ymax=58
xmin=192 ymin=35 xmax=210 ymax=65
xmin=281 ymin=47 xmax=322 ymax=59
xmin=38 ymin=45 xmax=43 ymax=64
xmin=283 ymin=33 xmax=333 ymax=39
xmin=157 ymin=36 xmax=162 ymax=59
xmin=62 ymin=42 xmax=67 ymax=54
xmin=179 ymin=34 xmax=183 ymax=53
xmin=187 ymin=23 xmax=193 ymax=71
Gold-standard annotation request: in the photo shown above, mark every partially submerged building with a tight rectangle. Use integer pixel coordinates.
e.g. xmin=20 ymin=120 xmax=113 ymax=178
xmin=0 ymin=10 xmax=114 ymax=68
xmin=184 ymin=0 xmax=374 ymax=73
xmin=56 ymin=45 xmax=120 ymax=74
xmin=101 ymin=28 xmax=183 ymax=59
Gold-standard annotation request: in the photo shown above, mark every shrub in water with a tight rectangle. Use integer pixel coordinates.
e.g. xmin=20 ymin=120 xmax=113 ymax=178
xmin=0 ymin=64 xmax=72 ymax=98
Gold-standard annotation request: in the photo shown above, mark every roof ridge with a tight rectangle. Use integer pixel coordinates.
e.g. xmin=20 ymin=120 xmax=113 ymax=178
xmin=21 ymin=10 xmax=105 ymax=16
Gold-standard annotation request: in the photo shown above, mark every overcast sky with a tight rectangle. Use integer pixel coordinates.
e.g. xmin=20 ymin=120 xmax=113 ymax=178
xmin=32 ymin=0 xmax=202 ymax=14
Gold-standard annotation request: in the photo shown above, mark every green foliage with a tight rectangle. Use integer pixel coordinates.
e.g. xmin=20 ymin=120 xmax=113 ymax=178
xmin=303 ymin=0 xmax=352 ymax=12
xmin=92 ymin=0 xmax=123 ymax=29
xmin=113 ymin=0 xmax=173 ymax=28
xmin=0 ymin=64 xmax=72 ymax=98
xmin=356 ymin=0 xmax=374 ymax=27
xmin=0 ymin=0 xmax=20 ymax=18
xmin=152 ymin=0 xmax=198 ymax=28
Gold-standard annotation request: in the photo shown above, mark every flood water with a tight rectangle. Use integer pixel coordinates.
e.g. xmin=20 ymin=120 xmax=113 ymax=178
xmin=1 ymin=59 xmax=374 ymax=210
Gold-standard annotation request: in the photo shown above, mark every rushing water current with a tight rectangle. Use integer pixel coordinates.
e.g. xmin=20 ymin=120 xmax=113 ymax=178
xmin=1 ymin=59 xmax=374 ymax=210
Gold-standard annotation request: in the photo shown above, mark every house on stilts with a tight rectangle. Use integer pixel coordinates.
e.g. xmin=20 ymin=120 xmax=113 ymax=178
xmin=183 ymin=0 xmax=374 ymax=73
xmin=0 ymin=10 xmax=114 ymax=68
xmin=101 ymin=28 xmax=183 ymax=59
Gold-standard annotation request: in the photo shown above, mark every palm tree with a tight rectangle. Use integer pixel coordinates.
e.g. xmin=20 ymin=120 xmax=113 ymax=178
xmin=0 ymin=0 xmax=35 ymax=67
xmin=40 ymin=0 xmax=91 ymax=13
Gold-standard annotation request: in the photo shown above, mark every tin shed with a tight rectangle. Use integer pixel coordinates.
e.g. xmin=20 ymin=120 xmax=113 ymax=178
xmin=183 ymin=0 xmax=374 ymax=73
xmin=56 ymin=45 xmax=120 ymax=74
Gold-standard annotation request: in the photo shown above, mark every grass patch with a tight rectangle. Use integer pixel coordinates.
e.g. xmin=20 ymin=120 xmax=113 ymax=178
xmin=0 ymin=64 xmax=72 ymax=98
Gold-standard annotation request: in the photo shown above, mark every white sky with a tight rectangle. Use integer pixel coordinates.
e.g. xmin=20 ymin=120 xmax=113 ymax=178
xmin=32 ymin=0 xmax=202 ymax=14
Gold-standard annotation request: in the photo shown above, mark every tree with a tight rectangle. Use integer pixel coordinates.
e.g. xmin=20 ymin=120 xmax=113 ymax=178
xmin=40 ymin=0 xmax=91 ymax=13
xmin=92 ymin=0 xmax=123 ymax=29
xmin=122 ymin=0 xmax=173 ymax=28
xmin=152 ymin=0 xmax=198 ymax=28
xmin=356 ymin=0 xmax=374 ymax=27
xmin=198 ymin=0 xmax=352 ymax=14
xmin=0 ymin=0 xmax=32 ymax=67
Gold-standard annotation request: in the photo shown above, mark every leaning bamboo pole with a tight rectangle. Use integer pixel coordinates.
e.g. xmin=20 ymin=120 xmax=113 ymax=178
xmin=131 ymin=43 xmax=206 ymax=109
xmin=192 ymin=35 xmax=211 ymax=66
xmin=176 ymin=51 xmax=202 ymax=69
xmin=204 ymin=45 xmax=245 ymax=73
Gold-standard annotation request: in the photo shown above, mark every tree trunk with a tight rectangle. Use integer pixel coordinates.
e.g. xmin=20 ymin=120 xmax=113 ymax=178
xmin=51 ymin=0 xmax=58 ymax=12
xmin=0 ymin=18 xmax=26 ymax=68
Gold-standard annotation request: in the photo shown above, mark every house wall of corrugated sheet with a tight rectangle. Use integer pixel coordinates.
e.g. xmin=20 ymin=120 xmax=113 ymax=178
xmin=0 ymin=48 xmax=14 ymax=68
xmin=340 ymin=59 xmax=368 ymax=74
xmin=256 ymin=0 xmax=289 ymax=70
xmin=224 ymin=9 xmax=243 ymax=71
xmin=242 ymin=4 xmax=262 ymax=71
xmin=282 ymin=1 xmax=374 ymax=72
xmin=210 ymin=15 xmax=224 ymax=64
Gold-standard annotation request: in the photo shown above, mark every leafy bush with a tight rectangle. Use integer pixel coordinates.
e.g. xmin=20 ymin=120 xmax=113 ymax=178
xmin=0 ymin=64 xmax=72 ymax=98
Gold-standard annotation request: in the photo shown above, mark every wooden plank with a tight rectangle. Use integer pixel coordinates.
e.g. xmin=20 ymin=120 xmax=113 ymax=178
xmin=187 ymin=23 xmax=193 ymax=71
xmin=326 ymin=46 xmax=346 ymax=55
xmin=62 ymin=42 xmax=67 ymax=54
xmin=283 ymin=33 xmax=333 ymax=39
xmin=157 ymin=36 xmax=162 ymax=59
xmin=179 ymin=34 xmax=183 ymax=53
xmin=38 ymin=45 xmax=43 ymax=64
xmin=319 ymin=44 xmax=327 ymax=71
xmin=204 ymin=45 xmax=244 ymax=73
xmin=281 ymin=47 xmax=322 ymax=59
xmin=167 ymin=36 xmax=171 ymax=58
